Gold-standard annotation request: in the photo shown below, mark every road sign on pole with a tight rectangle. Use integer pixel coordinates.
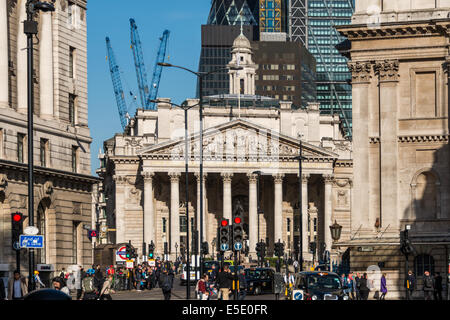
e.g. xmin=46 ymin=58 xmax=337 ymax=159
xmin=234 ymin=242 xmax=242 ymax=251
xmin=220 ymin=243 xmax=229 ymax=251
xmin=19 ymin=235 xmax=44 ymax=248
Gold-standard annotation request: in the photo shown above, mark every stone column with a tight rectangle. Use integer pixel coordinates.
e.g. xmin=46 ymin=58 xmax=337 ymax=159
xmin=348 ymin=61 xmax=372 ymax=231
xmin=169 ymin=172 xmax=181 ymax=254
xmin=273 ymin=173 xmax=284 ymax=244
xmin=221 ymin=173 xmax=233 ymax=221
xmin=375 ymin=60 xmax=400 ymax=230
xmin=301 ymin=174 xmax=309 ymax=258
xmin=113 ymin=175 xmax=127 ymax=243
xmin=248 ymin=173 xmax=258 ymax=256
xmin=324 ymin=174 xmax=334 ymax=251
xmin=0 ymin=0 xmax=8 ymax=107
xmin=195 ymin=173 xmax=207 ymax=243
xmin=17 ymin=0 xmax=27 ymax=114
xmin=39 ymin=11 xmax=54 ymax=119
xmin=142 ymin=171 xmax=155 ymax=247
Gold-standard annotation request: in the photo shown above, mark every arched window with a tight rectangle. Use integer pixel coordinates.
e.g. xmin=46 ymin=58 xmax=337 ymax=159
xmin=414 ymin=254 xmax=435 ymax=276
xmin=36 ymin=202 xmax=46 ymax=264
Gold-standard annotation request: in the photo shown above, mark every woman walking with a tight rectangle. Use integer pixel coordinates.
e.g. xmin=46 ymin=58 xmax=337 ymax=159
xmin=359 ymin=273 xmax=370 ymax=300
xmin=380 ymin=273 xmax=387 ymax=300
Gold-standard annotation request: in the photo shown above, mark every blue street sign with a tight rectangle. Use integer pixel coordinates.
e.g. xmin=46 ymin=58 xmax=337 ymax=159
xmin=19 ymin=235 xmax=44 ymax=248
xmin=234 ymin=242 xmax=242 ymax=251
xmin=220 ymin=243 xmax=229 ymax=251
xmin=293 ymin=291 xmax=304 ymax=300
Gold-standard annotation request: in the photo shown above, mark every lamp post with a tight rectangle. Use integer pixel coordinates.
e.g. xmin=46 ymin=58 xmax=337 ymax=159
xmin=175 ymin=242 xmax=178 ymax=262
xmin=293 ymin=136 xmax=305 ymax=272
xmin=157 ymin=63 xmax=242 ymax=279
xmin=24 ymin=0 xmax=55 ymax=292
xmin=330 ymin=220 xmax=342 ymax=273
xmin=252 ymin=170 xmax=262 ymax=267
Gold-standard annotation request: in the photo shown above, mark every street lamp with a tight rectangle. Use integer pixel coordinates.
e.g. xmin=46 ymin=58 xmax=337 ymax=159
xmin=24 ymin=0 xmax=55 ymax=292
xmin=330 ymin=220 xmax=342 ymax=242
xmin=157 ymin=63 xmax=243 ymax=279
xmin=293 ymin=135 xmax=305 ymax=272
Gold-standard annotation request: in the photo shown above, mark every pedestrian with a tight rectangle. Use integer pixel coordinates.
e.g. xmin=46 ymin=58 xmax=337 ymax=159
xmin=82 ymin=269 xmax=97 ymax=300
xmin=196 ymin=274 xmax=209 ymax=300
xmin=275 ymin=259 xmax=281 ymax=273
xmin=274 ymin=272 xmax=284 ymax=300
xmin=159 ymin=268 xmax=173 ymax=300
xmin=293 ymin=260 xmax=299 ymax=273
xmin=99 ymin=274 xmax=115 ymax=300
xmin=406 ymin=270 xmax=415 ymax=300
xmin=380 ymin=273 xmax=387 ymax=300
xmin=216 ymin=264 xmax=234 ymax=300
xmin=52 ymin=277 xmax=70 ymax=296
xmin=209 ymin=264 xmax=217 ymax=282
xmin=433 ymin=272 xmax=443 ymax=301
xmin=348 ymin=272 xmax=355 ymax=300
xmin=354 ymin=272 xmax=361 ymax=300
xmin=238 ymin=269 xmax=247 ymax=300
xmin=8 ymin=270 xmax=28 ymax=300
xmin=94 ymin=265 xmax=104 ymax=293
xmin=75 ymin=266 xmax=82 ymax=300
xmin=423 ymin=270 xmax=434 ymax=300
xmin=34 ymin=271 xmax=45 ymax=289
xmin=358 ymin=273 xmax=370 ymax=300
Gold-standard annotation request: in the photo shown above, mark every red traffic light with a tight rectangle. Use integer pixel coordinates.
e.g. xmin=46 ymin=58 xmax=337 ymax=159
xmin=89 ymin=230 xmax=98 ymax=237
xmin=234 ymin=217 xmax=242 ymax=224
xmin=221 ymin=219 xmax=228 ymax=227
xmin=12 ymin=213 xmax=23 ymax=222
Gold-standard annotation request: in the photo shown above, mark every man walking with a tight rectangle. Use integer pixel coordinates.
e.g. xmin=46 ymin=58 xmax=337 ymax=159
xmin=82 ymin=269 xmax=97 ymax=300
xmin=423 ymin=270 xmax=434 ymax=300
xmin=406 ymin=270 xmax=415 ymax=300
xmin=274 ymin=272 xmax=284 ymax=300
xmin=354 ymin=272 xmax=361 ymax=300
xmin=237 ymin=269 xmax=247 ymax=300
xmin=293 ymin=260 xmax=299 ymax=274
xmin=434 ymin=272 xmax=443 ymax=301
xmin=159 ymin=268 xmax=173 ymax=300
xmin=99 ymin=274 xmax=115 ymax=300
xmin=216 ymin=265 xmax=234 ymax=300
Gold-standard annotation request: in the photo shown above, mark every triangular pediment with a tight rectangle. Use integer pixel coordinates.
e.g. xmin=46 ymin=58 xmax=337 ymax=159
xmin=138 ymin=119 xmax=338 ymax=161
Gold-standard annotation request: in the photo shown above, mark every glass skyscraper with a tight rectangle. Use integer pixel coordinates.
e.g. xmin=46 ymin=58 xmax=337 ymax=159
xmin=207 ymin=0 xmax=260 ymax=26
xmin=307 ymin=0 xmax=354 ymax=137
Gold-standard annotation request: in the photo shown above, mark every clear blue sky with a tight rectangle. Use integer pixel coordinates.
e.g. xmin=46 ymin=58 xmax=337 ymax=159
xmin=87 ymin=0 xmax=210 ymax=175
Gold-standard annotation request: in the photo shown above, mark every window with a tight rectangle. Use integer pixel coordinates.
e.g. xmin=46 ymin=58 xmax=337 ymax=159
xmin=162 ymin=217 xmax=167 ymax=233
xmin=37 ymin=203 xmax=46 ymax=264
xmin=69 ymin=94 xmax=76 ymax=125
xmin=72 ymin=221 xmax=79 ymax=264
xmin=68 ymin=2 xmax=75 ymax=26
xmin=71 ymin=146 xmax=78 ymax=173
xmin=69 ymin=47 xmax=76 ymax=79
xmin=17 ymin=133 xmax=25 ymax=163
xmin=414 ymin=254 xmax=435 ymax=276
xmin=180 ymin=215 xmax=187 ymax=233
xmin=40 ymin=138 xmax=49 ymax=167
xmin=287 ymin=218 xmax=291 ymax=232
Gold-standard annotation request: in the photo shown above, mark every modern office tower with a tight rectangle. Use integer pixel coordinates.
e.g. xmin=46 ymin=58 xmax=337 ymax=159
xmin=207 ymin=0 xmax=260 ymax=26
xmin=307 ymin=0 xmax=355 ymax=136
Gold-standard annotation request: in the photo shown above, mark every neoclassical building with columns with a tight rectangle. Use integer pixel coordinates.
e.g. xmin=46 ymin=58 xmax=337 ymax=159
xmin=0 ymin=0 xmax=96 ymax=282
xmin=98 ymin=33 xmax=353 ymax=266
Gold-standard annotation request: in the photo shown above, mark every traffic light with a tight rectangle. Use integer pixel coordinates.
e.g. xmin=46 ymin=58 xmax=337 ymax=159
xmin=219 ymin=219 xmax=230 ymax=251
xmin=11 ymin=212 xmax=24 ymax=250
xmin=274 ymin=241 xmax=284 ymax=257
xmin=125 ymin=243 xmax=132 ymax=259
xmin=148 ymin=242 xmax=155 ymax=259
xmin=232 ymin=207 xmax=244 ymax=251
xmin=201 ymin=241 xmax=209 ymax=255
xmin=192 ymin=230 xmax=199 ymax=254
xmin=256 ymin=242 xmax=261 ymax=257
xmin=261 ymin=242 xmax=266 ymax=258
xmin=164 ymin=242 xmax=168 ymax=255
xmin=400 ymin=230 xmax=416 ymax=256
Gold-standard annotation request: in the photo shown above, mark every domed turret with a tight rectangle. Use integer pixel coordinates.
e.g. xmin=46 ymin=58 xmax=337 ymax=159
xmin=233 ymin=33 xmax=251 ymax=50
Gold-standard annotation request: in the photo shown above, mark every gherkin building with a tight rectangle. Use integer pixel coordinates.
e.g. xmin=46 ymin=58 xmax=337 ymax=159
xmin=207 ymin=0 xmax=259 ymax=26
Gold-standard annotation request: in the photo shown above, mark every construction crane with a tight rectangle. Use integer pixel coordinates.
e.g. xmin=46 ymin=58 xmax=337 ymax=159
xmin=130 ymin=18 xmax=170 ymax=110
xmin=130 ymin=18 xmax=150 ymax=110
xmin=105 ymin=37 xmax=129 ymax=130
xmin=148 ymin=29 xmax=170 ymax=110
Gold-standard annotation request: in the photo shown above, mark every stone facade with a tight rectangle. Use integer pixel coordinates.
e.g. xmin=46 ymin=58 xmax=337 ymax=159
xmin=337 ymin=2 xmax=450 ymax=299
xmin=0 ymin=0 xmax=96 ymax=283
xmin=97 ymin=33 xmax=353 ymax=270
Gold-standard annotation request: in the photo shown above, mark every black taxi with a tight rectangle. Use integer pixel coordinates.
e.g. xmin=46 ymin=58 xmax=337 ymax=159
xmin=244 ymin=268 xmax=275 ymax=295
xmin=294 ymin=271 xmax=349 ymax=300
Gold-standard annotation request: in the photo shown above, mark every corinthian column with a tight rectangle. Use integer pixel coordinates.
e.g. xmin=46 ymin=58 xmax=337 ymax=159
xmin=273 ymin=173 xmax=284 ymax=244
xmin=39 ymin=10 xmax=54 ymax=119
xmin=113 ymin=175 xmax=127 ymax=244
xmin=169 ymin=172 xmax=181 ymax=254
xmin=142 ymin=171 xmax=155 ymax=247
xmin=301 ymin=174 xmax=309 ymax=258
xmin=16 ymin=0 xmax=27 ymax=114
xmin=248 ymin=173 xmax=258 ymax=256
xmin=221 ymin=173 xmax=233 ymax=221
xmin=324 ymin=174 xmax=334 ymax=250
xmin=0 ymin=0 xmax=8 ymax=108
